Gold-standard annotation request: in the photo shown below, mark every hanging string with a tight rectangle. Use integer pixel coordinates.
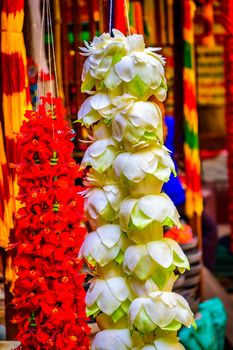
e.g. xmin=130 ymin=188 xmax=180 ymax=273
xmin=109 ymin=0 xmax=113 ymax=34
xmin=48 ymin=0 xmax=59 ymax=98
xmin=124 ymin=0 xmax=131 ymax=35
xmin=36 ymin=0 xmax=46 ymax=109
xmin=46 ymin=0 xmax=53 ymax=97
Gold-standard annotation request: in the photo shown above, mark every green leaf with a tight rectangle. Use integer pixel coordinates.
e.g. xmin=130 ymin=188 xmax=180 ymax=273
xmin=81 ymin=72 xmax=95 ymax=92
xmin=131 ymin=205 xmax=152 ymax=230
xmin=133 ymin=307 xmax=156 ymax=334
xmin=151 ymin=266 xmax=169 ymax=290
xmin=112 ymin=50 xmax=125 ymax=64
xmin=86 ymin=303 xmax=100 ymax=317
xmin=111 ymin=307 xmax=125 ymax=323
xmin=162 ymin=217 xmax=175 ymax=227
xmin=121 ymin=299 xmax=131 ymax=313
xmin=162 ymin=319 xmax=181 ymax=331
xmin=127 ymin=75 xmax=149 ymax=97
xmin=115 ymin=250 xmax=124 ymax=264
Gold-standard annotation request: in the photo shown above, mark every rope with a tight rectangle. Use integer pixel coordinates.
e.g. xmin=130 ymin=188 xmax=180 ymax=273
xmin=36 ymin=0 xmax=59 ymax=109
xmin=48 ymin=0 xmax=59 ymax=98
xmin=46 ymin=0 xmax=53 ymax=97
xmin=124 ymin=0 xmax=131 ymax=35
xmin=109 ymin=0 xmax=113 ymax=34
xmin=36 ymin=0 xmax=45 ymax=109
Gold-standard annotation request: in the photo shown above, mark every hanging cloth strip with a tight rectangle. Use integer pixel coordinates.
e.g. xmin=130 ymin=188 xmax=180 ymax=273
xmin=143 ymin=0 xmax=156 ymax=45
xmin=0 ymin=0 xmax=31 ymax=249
xmin=114 ymin=0 xmax=127 ymax=34
xmin=53 ymin=0 xmax=64 ymax=101
xmin=183 ymin=0 xmax=203 ymax=218
xmin=222 ymin=0 xmax=233 ymax=252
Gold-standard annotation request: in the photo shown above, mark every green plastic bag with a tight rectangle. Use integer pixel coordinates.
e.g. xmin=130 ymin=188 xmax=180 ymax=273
xmin=179 ymin=298 xmax=227 ymax=350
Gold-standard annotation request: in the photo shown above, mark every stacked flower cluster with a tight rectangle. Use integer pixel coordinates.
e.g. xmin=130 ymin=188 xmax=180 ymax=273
xmin=78 ymin=30 xmax=195 ymax=349
xmin=12 ymin=94 xmax=90 ymax=349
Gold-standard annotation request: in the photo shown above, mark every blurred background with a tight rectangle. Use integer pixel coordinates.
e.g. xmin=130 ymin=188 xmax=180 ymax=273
xmin=0 ymin=0 xmax=233 ymax=349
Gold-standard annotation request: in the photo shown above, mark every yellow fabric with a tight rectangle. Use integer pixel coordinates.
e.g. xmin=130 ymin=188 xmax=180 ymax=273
xmin=1 ymin=7 xmax=31 ymax=252
xmin=0 ymin=124 xmax=14 ymax=248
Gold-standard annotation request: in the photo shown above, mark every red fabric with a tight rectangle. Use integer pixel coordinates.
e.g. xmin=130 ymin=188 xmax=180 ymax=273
xmin=2 ymin=0 xmax=24 ymax=14
xmin=223 ymin=1 xmax=233 ymax=251
xmin=12 ymin=94 xmax=90 ymax=349
xmin=1 ymin=53 xmax=26 ymax=95
xmin=134 ymin=2 xmax=144 ymax=34
xmin=185 ymin=159 xmax=202 ymax=193
xmin=114 ymin=0 xmax=127 ymax=34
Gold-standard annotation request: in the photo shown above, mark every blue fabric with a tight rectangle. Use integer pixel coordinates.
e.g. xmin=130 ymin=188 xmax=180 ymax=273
xmin=179 ymin=298 xmax=227 ymax=350
xmin=162 ymin=116 xmax=185 ymax=206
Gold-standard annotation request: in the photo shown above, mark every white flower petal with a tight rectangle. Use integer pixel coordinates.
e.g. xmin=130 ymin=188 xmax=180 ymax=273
xmin=128 ymin=297 xmax=144 ymax=324
xmin=97 ymin=224 xmax=121 ymax=248
xmin=115 ymin=56 xmax=137 ymax=82
xmin=78 ymin=96 xmax=92 ymax=119
xmin=107 ymin=277 xmax=130 ymax=302
xmin=92 ymin=329 xmax=133 ymax=350
xmin=154 ymin=335 xmax=185 ymax=350
xmin=123 ymin=245 xmax=148 ymax=272
xmin=97 ymin=284 xmax=121 ymax=315
xmin=104 ymin=67 xmax=122 ymax=89
xmin=112 ymin=113 xmax=127 ymax=142
xmin=147 ymin=241 xmax=173 ymax=268
xmin=86 ymin=279 xmax=105 ymax=306
xmin=90 ymin=93 xmax=111 ymax=110
xmin=145 ymin=298 xmax=176 ymax=327
xmin=119 ymin=198 xmax=137 ymax=231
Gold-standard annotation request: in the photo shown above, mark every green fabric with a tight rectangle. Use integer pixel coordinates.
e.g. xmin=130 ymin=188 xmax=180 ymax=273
xmin=184 ymin=120 xmax=199 ymax=149
xmin=179 ymin=298 xmax=226 ymax=350
xmin=184 ymin=40 xmax=193 ymax=69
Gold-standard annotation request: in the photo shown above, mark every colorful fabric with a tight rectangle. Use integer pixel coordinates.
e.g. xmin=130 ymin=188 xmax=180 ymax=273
xmin=162 ymin=116 xmax=186 ymax=207
xmin=179 ymin=298 xmax=226 ymax=350
xmin=129 ymin=1 xmax=144 ymax=35
xmin=114 ymin=0 xmax=127 ymax=34
xmin=0 ymin=0 xmax=31 ymax=248
xmin=143 ymin=0 xmax=157 ymax=44
xmin=183 ymin=0 xmax=203 ymax=218
xmin=199 ymin=0 xmax=215 ymax=46
xmin=222 ymin=0 xmax=233 ymax=251
xmin=0 ymin=123 xmax=12 ymax=247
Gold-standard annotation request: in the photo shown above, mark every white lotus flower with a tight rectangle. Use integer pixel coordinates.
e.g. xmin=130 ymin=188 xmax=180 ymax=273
xmin=91 ymin=329 xmax=141 ymax=350
xmin=81 ymin=30 xmax=167 ymax=100
xmin=84 ymin=184 xmax=124 ymax=229
xmin=80 ymin=30 xmax=127 ymax=89
xmin=79 ymin=224 xmax=129 ymax=266
xmin=78 ymin=92 xmax=112 ymax=127
xmin=119 ymin=193 xmax=180 ymax=232
xmin=92 ymin=329 xmax=185 ymax=350
xmin=151 ymin=334 xmax=185 ymax=350
xmin=115 ymin=50 xmax=166 ymax=99
xmin=84 ymin=167 xmax=118 ymax=187
xmin=114 ymin=144 xmax=175 ymax=185
xmin=133 ymin=333 xmax=185 ymax=350
xmin=130 ymin=274 xmax=179 ymax=298
xmin=81 ymin=138 xmax=118 ymax=173
xmin=112 ymin=101 xmax=163 ymax=144
xmin=86 ymin=276 xmax=132 ymax=322
xmin=123 ymin=238 xmax=189 ymax=280
xmin=128 ymin=293 xmax=194 ymax=334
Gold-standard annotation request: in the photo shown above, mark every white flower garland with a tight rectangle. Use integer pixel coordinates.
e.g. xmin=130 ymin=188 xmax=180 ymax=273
xmin=79 ymin=30 xmax=194 ymax=350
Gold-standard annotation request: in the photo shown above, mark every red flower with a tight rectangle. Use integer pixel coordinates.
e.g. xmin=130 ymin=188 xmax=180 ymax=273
xmin=12 ymin=94 xmax=90 ymax=349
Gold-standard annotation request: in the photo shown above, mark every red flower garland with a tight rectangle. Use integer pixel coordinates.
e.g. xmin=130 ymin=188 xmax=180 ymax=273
xmin=12 ymin=94 xmax=90 ymax=349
